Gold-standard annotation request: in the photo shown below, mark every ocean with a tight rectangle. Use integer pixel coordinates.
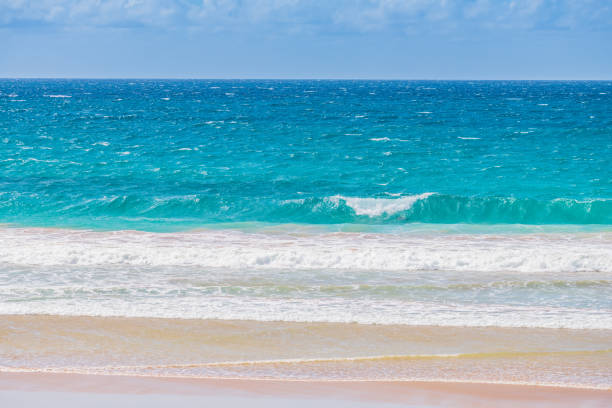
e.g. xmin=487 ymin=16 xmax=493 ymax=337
xmin=0 ymin=79 xmax=610 ymax=388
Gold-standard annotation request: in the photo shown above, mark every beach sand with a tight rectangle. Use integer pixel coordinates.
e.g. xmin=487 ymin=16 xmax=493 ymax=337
xmin=2 ymin=315 xmax=611 ymax=406
xmin=1 ymin=372 xmax=611 ymax=407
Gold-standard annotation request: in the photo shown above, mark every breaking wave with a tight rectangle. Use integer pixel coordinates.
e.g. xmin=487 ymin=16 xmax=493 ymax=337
xmin=1 ymin=192 xmax=610 ymax=228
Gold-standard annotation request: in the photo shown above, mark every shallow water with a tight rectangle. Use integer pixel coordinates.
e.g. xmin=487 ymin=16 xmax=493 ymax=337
xmin=1 ymin=316 xmax=611 ymax=388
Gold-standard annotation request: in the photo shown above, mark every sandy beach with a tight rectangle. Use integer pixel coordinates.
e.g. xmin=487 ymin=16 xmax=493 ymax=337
xmin=3 ymin=315 xmax=610 ymax=406
xmin=1 ymin=372 xmax=611 ymax=407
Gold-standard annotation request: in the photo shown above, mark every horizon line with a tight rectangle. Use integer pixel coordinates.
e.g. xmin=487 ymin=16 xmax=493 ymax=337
xmin=1 ymin=77 xmax=611 ymax=81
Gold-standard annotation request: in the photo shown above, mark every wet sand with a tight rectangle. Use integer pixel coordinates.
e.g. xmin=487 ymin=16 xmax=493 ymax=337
xmin=1 ymin=372 xmax=610 ymax=407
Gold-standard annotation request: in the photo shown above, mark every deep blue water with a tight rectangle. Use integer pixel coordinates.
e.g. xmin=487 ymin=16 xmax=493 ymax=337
xmin=1 ymin=79 xmax=611 ymax=231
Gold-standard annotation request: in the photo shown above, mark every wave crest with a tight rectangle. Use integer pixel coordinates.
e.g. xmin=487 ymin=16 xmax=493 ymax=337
xmin=1 ymin=192 xmax=611 ymax=226
xmin=278 ymin=194 xmax=612 ymax=224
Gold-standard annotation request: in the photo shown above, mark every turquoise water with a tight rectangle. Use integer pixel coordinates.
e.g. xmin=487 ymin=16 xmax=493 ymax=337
xmin=1 ymin=80 xmax=611 ymax=231
xmin=0 ymin=80 xmax=611 ymax=329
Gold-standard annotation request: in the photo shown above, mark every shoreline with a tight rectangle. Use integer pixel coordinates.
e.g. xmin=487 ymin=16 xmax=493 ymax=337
xmin=1 ymin=372 xmax=610 ymax=407
xmin=2 ymin=314 xmax=611 ymax=389
xmin=3 ymin=367 xmax=610 ymax=390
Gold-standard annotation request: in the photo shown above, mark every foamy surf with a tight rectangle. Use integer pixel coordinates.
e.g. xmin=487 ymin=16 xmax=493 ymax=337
xmin=0 ymin=227 xmax=610 ymax=329
xmin=3 ymin=296 xmax=611 ymax=329
xmin=0 ymin=227 xmax=609 ymax=272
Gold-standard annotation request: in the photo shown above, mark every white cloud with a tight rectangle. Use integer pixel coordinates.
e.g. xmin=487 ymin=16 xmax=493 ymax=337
xmin=0 ymin=0 xmax=609 ymax=32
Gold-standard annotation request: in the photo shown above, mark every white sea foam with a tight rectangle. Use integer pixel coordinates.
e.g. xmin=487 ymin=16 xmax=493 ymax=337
xmin=369 ymin=137 xmax=409 ymax=142
xmin=330 ymin=193 xmax=434 ymax=217
xmin=1 ymin=227 xmax=611 ymax=328
xmin=44 ymin=94 xmax=71 ymax=98
xmin=0 ymin=226 xmax=609 ymax=273
xmin=3 ymin=297 xmax=611 ymax=329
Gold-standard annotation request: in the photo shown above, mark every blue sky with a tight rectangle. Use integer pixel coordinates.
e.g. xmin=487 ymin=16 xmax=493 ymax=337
xmin=1 ymin=0 xmax=611 ymax=79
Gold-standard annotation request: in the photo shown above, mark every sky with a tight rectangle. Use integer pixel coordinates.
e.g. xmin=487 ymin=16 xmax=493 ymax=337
xmin=1 ymin=0 xmax=611 ymax=79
